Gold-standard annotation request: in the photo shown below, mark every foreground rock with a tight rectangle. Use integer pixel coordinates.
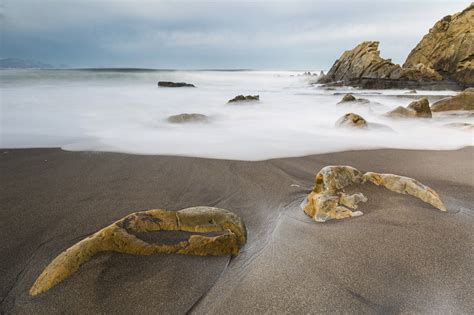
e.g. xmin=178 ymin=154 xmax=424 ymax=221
xmin=228 ymin=95 xmax=259 ymax=103
xmin=168 ymin=113 xmax=209 ymax=123
xmin=303 ymin=166 xmax=446 ymax=222
xmin=403 ymin=3 xmax=474 ymax=86
xmin=319 ymin=4 xmax=473 ymax=89
xmin=431 ymin=90 xmax=474 ymax=112
xmin=158 ymin=81 xmax=195 ymax=87
xmin=386 ymin=97 xmax=432 ymax=118
xmin=29 ymin=207 xmax=247 ymax=296
xmin=337 ymin=93 xmax=369 ymax=104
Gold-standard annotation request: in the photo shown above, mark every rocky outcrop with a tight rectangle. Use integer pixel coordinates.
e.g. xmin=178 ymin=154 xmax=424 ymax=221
xmin=431 ymin=90 xmax=474 ymax=112
xmin=403 ymin=3 xmax=474 ymax=86
xmin=386 ymin=97 xmax=432 ymax=118
xmin=318 ymin=41 xmax=402 ymax=84
xmin=337 ymin=93 xmax=369 ymax=104
xmin=168 ymin=113 xmax=209 ymax=123
xmin=228 ymin=95 xmax=259 ymax=103
xmin=303 ymin=165 xmax=446 ymax=222
xmin=158 ymin=81 xmax=195 ymax=87
xmin=319 ymin=4 xmax=473 ymax=89
xmin=30 ymin=207 xmax=247 ymax=296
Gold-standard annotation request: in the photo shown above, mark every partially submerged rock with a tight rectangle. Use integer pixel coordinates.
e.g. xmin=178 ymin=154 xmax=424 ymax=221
xmin=337 ymin=93 xmax=370 ymax=104
xmin=443 ymin=122 xmax=474 ymax=131
xmin=335 ymin=113 xmax=392 ymax=131
xmin=407 ymin=97 xmax=432 ymax=118
xmin=303 ymin=166 xmax=447 ymax=222
xmin=158 ymin=81 xmax=195 ymax=88
xmin=228 ymin=95 xmax=260 ymax=103
xmin=405 ymin=90 xmax=418 ymax=94
xmin=168 ymin=113 xmax=209 ymax=123
xmin=335 ymin=113 xmax=368 ymax=129
xmin=386 ymin=97 xmax=432 ymax=118
xmin=431 ymin=90 xmax=474 ymax=112
xmin=30 ymin=207 xmax=247 ymax=296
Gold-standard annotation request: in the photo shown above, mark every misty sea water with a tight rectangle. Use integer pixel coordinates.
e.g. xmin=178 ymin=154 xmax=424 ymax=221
xmin=0 ymin=69 xmax=472 ymax=160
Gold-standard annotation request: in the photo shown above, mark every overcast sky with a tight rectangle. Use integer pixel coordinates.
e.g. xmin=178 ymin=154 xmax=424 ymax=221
xmin=0 ymin=0 xmax=470 ymax=69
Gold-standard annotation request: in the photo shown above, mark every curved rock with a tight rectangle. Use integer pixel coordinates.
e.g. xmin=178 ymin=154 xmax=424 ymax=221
xmin=431 ymin=90 xmax=474 ymax=112
xmin=363 ymin=172 xmax=447 ymax=211
xmin=168 ymin=113 xmax=209 ymax=123
xmin=29 ymin=207 xmax=247 ymax=296
xmin=303 ymin=166 xmax=447 ymax=222
xmin=403 ymin=3 xmax=474 ymax=86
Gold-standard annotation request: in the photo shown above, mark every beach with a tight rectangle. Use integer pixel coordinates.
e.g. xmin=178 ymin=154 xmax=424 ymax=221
xmin=1 ymin=147 xmax=473 ymax=313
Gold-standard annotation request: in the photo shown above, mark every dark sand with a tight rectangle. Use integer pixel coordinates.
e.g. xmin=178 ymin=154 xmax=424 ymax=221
xmin=1 ymin=147 xmax=473 ymax=314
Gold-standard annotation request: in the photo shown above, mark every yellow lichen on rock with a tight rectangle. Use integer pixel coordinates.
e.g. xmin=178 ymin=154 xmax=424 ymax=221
xmin=30 ymin=207 xmax=246 ymax=296
xmin=303 ymin=166 xmax=447 ymax=223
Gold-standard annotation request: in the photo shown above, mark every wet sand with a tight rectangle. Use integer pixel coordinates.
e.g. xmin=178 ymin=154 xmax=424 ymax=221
xmin=1 ymin=147 xmax=473 ymax=314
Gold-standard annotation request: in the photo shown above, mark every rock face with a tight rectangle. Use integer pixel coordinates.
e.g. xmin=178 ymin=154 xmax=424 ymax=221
xmin=29 ymin=207 xmax=247 ymax=296
xmin=431 ymin=90 xmax=474 ymax=112
xmin=337 ymin=93 xmax=370 ymax=104
xmin=319 ymin=4 xmax=473 ymax=89
xmin=158 ymin=81 xmax=195 ymax=87
xmin=386 ymin=97 xmax=432 ymax=118
xmin=168 ymin=113 xmax=209 ymax=123
xmin=335 ymin=113 xmax=368 ymax=128
xmin=228 ymin=95 xmax=259 ymax=103
xmin=303 ymin=165 xmax=446 ymax=223
xmin=319 ymin=41 xmax=403 ymax=84
xmin=403 ymin=3 xmax=474 ymax=86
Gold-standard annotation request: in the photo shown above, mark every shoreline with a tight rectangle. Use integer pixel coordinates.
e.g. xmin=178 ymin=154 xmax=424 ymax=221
xmin=1 ymin=147 xmax=473 ymax=313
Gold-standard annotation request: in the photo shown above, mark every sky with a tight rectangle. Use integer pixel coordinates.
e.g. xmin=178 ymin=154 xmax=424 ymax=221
xmin=0 ymin=0 xmax=470 ymax=69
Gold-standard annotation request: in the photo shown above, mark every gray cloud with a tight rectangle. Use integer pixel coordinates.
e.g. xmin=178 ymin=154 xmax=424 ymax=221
xmin=1 ymin=0 xmax=470 ymax=69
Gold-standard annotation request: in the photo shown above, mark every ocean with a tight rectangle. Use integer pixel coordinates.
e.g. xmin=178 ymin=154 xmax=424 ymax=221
xmin=0 ymin=69 xmax=471 ymax=160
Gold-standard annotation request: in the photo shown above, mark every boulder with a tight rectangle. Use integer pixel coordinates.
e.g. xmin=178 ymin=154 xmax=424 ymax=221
xmin=337 ymin=93 xmax=370 ymax=104
xmin=228 ymin=95 xmax=259 ymax=103
xmin=405 ymin=90 xmax=417 ymax=94
xmin=431 ymin=90 xmax=474 ymax=112
xmin=158 ymin=81 xmax=195 ymax=87
xmin=167 ymin=113 xmax=209 ymax=123
xmin=386 ymin=97 xmax=432 ymax=118
xmin=335 ymin=113 xmax=368 ymax=128
xmin=407 ymin=97 xmax=432 ymax=118
xmin=403 ymin=3 xmax=474 ymax=86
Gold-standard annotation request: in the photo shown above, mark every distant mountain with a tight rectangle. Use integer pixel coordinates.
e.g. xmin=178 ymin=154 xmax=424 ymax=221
xmin=0 ymin=58 xmax=55 ymax=69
